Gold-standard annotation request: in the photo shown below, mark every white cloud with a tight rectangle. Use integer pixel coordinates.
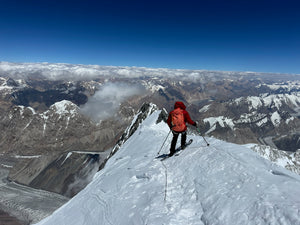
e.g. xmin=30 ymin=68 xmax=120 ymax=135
xmin=1 ymin=62 xmax=295 ymax=83
xmin=0 ymin=62 xmax=220 ymax=81
xmin=80 ymin=82 xmax=146 ymax=121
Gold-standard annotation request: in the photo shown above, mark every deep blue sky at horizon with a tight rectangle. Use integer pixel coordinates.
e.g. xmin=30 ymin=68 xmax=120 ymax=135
xmin=0 ymin=0 xmax=299 ymax=74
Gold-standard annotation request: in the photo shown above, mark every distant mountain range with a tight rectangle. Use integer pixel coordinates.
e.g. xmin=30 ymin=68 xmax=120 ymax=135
xmin=0 ymin=62 xmax=299 ymax=196
xmin=0 ymin=62 xmax=300 ymax=224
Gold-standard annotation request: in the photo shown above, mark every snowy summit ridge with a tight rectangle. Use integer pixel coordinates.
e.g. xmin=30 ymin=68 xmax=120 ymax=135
xmin=35 ymin=108 xmax=300 ymax=225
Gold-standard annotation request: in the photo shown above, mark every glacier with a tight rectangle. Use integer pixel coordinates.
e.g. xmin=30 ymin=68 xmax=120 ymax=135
xmin=34 ymin=109 xmax=300 ymax=225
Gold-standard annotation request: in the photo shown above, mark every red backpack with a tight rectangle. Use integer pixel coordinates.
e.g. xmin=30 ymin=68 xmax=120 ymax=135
xmin=171 ymin=108 xmax=185 ymax=132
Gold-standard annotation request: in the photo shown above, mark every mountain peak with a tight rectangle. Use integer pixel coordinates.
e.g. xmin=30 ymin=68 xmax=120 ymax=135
xmin=35 ymin=110 xmax=300 ymax=225
xmin=49 ymin=100 xmax=79 ymax=116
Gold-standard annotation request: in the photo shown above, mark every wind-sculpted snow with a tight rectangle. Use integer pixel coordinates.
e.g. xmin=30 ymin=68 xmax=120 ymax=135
xmin=34 ymin=110 xmax=300 ymax=225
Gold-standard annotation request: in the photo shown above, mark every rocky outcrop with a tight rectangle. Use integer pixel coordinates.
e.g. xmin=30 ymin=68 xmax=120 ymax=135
xmin=109 ymin=102 xmax=159 ymax=157
xmin=273 ymin=133 xmax=300 ymax=152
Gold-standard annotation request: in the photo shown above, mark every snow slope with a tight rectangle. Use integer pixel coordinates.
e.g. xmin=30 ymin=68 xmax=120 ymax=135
xmin=35 ymin=110 xmax=300 ymax=225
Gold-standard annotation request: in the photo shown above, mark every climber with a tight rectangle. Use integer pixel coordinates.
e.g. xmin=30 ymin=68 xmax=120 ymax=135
xmin=167 ymin=101 xmax=197 ymax=156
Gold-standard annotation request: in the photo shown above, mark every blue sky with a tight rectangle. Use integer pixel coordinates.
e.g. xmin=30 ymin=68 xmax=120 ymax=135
xmin=0 ymin=0 xmax=299 ymax=74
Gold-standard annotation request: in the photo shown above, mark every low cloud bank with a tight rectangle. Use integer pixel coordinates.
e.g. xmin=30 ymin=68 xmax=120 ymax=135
xmin=80 ymin=82 xmax=145 ymax=121
xmin=0 ymin=61 xmax=211 ymax=81
xmin=0 ymin=62 xmax=291 ymax=83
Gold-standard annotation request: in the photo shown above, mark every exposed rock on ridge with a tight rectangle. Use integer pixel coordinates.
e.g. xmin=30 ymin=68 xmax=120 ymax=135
xmin=109 ymin=102 xmax=159 ymax=157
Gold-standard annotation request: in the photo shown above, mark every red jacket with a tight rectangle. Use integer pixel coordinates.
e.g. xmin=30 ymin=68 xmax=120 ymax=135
xmin=167 ymin=101 xmax=196 ymax=132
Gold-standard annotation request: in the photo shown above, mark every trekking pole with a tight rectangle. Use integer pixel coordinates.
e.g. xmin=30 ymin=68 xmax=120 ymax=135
xmin=196 ymin=127 xmax=210 ymax=146
xmin=157 ymin=130 xmax=171 ymax=155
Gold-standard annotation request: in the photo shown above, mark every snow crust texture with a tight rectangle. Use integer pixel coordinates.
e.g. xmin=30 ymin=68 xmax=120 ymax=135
xmin=35 ymin=111 xmax=300 ymax=225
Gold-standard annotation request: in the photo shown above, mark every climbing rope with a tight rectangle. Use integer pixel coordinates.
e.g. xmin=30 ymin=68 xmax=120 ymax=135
xmin=157 ymin=131 xmax=171 ymax=202
xmin=161 ymin=160 xmax=168 ymax=202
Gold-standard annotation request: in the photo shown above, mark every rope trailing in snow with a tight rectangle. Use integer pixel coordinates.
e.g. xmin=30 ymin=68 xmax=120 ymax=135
xmin=157 ymin=131 xmax=172 ymax=202
xmin=156 ymin=110 xmax=175 ymax=202
xmin=158 ymin=128 xmax=210 ymax=203
xmin=161 ymin=160 xmax=168 ymax=202
xmin=159 ymin=129 xmax=210 ymax=202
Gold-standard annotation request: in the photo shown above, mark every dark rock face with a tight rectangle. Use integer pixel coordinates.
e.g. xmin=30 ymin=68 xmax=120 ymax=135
xmin=29 ymin=151 xmax=108 ymax=197
xmin=6 ymin=78 xmax=19 ymax=87
xmin=11 ymin=87 xmax=88 ymax=110
xmin=0 ymin=210 xmax=25 ymax=225
xmin=273 ymin=133 xmax=300 ymax=152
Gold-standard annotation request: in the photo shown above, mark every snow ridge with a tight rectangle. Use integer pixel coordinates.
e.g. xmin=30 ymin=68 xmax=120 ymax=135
xmin=35 ymin=110 xmax=300 ymax=225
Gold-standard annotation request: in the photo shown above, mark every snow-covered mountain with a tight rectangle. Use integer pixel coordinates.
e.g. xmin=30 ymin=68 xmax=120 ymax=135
xmin=1 ymin=62 xmax=300 ymax=217
xmin=199 ymin=90 xmax=300 ymax=150
xmin=34 ymin=106 xmax=300 ymax=225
